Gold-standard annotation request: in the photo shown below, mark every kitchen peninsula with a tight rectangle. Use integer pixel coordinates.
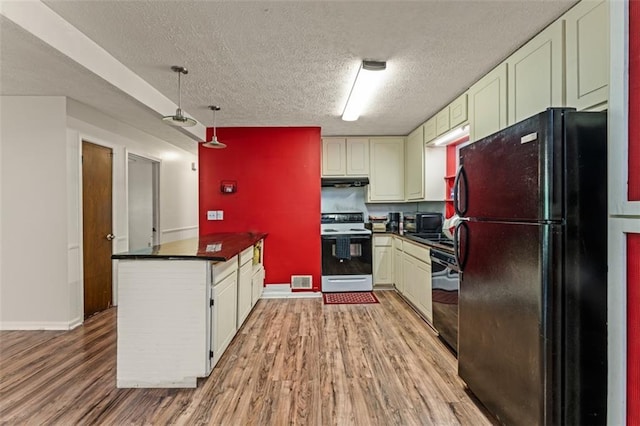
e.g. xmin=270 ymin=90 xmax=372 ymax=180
xmin=112 ymin=232 xmax=266 ymax=388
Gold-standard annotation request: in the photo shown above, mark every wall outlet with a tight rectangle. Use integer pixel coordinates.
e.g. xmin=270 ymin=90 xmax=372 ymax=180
xmin=217 ymin=210 xmax=224 ymax=220
xmin=207 ymin=210 xmax=217 ymax=220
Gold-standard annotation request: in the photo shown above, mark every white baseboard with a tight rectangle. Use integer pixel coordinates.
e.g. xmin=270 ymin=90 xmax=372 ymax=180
xmin=0 ymin=320 xmax=80 ymax=331
xmin=68 ymin=316 xmax=83 ymax=330
xmin=261 ymin=283 xmax=321 ymax=299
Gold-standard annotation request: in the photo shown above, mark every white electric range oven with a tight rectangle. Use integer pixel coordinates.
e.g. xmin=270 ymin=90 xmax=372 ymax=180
xmin=320 ymin=212 xmax=372 ymax=292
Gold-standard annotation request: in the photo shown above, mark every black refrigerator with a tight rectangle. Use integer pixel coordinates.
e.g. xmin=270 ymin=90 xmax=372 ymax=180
xmin=454 ymin=108 xmax=607 ymax=426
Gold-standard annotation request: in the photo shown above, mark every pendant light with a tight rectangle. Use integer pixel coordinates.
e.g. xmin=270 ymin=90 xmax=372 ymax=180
xmin=202 ymin=105 xmax=227 ymax=149
xmin=162 ymin=66 xmax=197 ymax=127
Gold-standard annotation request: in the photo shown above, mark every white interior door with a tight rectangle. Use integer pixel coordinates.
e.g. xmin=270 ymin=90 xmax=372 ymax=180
xmin=128 ymin=154 xmax=158 ymax=250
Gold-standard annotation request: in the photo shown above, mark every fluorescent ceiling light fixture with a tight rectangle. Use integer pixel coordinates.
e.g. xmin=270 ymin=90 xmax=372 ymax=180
xmin=342 ymin=60 xmax=387 ymax=121
xmin=433 ymin=124 xmax=470 ymax=146
xmin=163 ymin=66 xmax=197 ymax=127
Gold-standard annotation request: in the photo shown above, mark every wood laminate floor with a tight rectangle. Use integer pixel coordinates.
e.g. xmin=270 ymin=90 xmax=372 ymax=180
xmin=0 ymin=290 xmax=495 ymax=425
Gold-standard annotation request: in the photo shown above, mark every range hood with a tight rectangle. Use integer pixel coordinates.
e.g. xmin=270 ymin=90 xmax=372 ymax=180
xmin=321 ymin=177 xmax=370 ymax=188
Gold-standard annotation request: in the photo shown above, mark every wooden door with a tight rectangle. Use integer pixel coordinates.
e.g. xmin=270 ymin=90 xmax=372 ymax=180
xmin=82 ymin=141 xmax=113 ymax=318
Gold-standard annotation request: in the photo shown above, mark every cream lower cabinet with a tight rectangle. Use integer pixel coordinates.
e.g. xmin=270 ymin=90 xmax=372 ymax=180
xmin=393 ymin=237 xmax=404 ymax=294
xmin=251 ymin=265 xmax=265 ymax=306
xmin=373 ymin=235 xmax=394 ymax=285
xmin=564 ymin=0 xmax=609 ymax=111
xmin=236 ymin=247 xmax=254 ymax=328
xmin=211 ymin=265 xmax=238 ymax=368
xmin=369 ymin=137 xmax=405 ymax=202
xmin=507 ymin=19 xmax=565 ymax=125
xmin=402 ymin=241 xmax=432 ymax=322
xmin=469 ymin=62 xmax=508 ymax=142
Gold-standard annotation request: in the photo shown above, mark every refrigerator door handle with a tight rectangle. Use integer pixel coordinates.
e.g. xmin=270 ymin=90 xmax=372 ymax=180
xmin=454 ymin=220 xmax=469 ymax=271
xmin=453 ymin=164 xmax=468 ymax=216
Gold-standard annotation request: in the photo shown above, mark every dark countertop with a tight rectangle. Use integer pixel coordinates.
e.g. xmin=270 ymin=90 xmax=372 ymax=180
xmin=112 ymin=232 xmax=267 ymax=261
xmin=373 ymin=231 xmax=455 ymax=254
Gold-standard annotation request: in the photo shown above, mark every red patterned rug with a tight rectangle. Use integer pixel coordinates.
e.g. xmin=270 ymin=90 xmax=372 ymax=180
xmin=323 ymin=292 xmax=379 ymax=305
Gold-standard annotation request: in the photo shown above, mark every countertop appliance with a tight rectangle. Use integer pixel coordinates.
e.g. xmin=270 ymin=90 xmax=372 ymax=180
xmin=387 ymin=212 xmax=400 ymax=232
xmin=321 ymin=212 xmax=372 ymax=292
xmin=454 ymin=108 xmax=607 ymax=425
xmin=403 ymin=213 xmax=443 ymax=235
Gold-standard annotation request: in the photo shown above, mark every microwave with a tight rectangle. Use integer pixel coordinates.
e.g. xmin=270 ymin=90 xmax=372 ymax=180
xmin=405 ymin=212 xmax=443 ymax=234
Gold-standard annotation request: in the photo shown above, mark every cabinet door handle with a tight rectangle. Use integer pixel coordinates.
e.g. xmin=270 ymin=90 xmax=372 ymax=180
xmin=106 ymin=234 xmax=116 ymax=241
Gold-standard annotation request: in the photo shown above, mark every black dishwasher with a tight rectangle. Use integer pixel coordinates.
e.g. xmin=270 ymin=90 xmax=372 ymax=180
xmin=430 ymin=247 xmax=459 ymax=354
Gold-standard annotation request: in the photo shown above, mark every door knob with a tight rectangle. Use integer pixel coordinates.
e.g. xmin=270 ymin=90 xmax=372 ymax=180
xmin=106 ymin=234 xmax=116 ymax=241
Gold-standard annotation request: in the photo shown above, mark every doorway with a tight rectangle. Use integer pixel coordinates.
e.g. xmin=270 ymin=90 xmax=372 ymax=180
xmin=82 ymin=141 xmax=114 ymax=318
xmin=127 ymin=154 xmax=160 ymax=250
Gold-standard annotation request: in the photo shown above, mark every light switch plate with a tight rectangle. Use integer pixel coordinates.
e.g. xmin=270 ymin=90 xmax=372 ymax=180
xmin=207 ymin=211 xmax=216 ymax=220
xmin=217 ymin=210 xmax=224 ymax=220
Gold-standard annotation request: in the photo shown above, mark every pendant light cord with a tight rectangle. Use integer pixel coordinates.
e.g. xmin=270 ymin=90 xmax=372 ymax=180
xmin=177 ymin=71 xmax=182 ymax=110
xmin=213 ymin=108 xmax=217 ymax=139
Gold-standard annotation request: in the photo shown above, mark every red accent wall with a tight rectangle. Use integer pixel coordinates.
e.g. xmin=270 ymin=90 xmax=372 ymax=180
xmin=629 ymin=234 xmax=640 ymax=425
xmin=630 ymin=0 xmax=640 ymax=201
xmin=199 ymin=127 xmax=322 ymax=290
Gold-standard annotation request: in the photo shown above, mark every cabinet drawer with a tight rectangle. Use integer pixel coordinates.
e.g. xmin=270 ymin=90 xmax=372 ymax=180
xmin=239 ymin=247 xmax=253 ymax=266
xmin=212 ymin=255 xmax=238 ymax=284
xmin=374 ymin=235 xmax=393 ymax=247
xmin=403 ymin=240 xmax=430 ymax=262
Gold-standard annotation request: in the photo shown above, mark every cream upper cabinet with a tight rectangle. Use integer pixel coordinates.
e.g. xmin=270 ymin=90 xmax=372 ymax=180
xmin=406 ymin=126 xmax=446 ymax=202
xmin=423 ymin=116 xmax=437 ymax=144
xmin=321 ymin=138 xmax=346 ymax=176
xmin=369 ymin=137 xmax=405 ymax=202
xmin=435 ymin=108 xmax=450 ymax=136
xmin=449 ymin=93 xmax=468 ymax=128
xmin=507 ymin=20 xmax=565 ymax=125
xmin=468 ymin=62 xmax=508 ymax=142
xmin=564 ymin=0 xmax=609 ymax=111
xmin=345 ymin=138 xmax=370 ymax=176
xmin=405 ymin=126 xmax=425 ymax=200
xmin=321 ymin=137 xmax=369 ymax=177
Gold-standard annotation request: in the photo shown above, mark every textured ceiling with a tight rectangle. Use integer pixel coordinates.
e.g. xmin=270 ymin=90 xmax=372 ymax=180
xmin=1 ymin=1 xmax=577 ymax=154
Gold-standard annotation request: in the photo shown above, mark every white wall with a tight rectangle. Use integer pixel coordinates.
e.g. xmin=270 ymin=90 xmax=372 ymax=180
xmin=66 ymin=100 xmax=199 ymax=246
xmin=1 ymin=96 xmax=70 ymax=328
xmin=607 ymin=1 xmax=634 ymax=424
xmin=0 ymin=96 xmax=199 ymax=330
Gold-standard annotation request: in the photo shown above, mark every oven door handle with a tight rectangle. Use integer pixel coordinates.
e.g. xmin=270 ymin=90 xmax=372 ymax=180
xmin=321 ymin=235 xmax=371 ymax=240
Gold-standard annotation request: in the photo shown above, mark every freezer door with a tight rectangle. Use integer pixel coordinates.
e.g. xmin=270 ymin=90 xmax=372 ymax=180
xmin=456 ymin=108 xmax=566 ymax=221
xmin=458 ymin=221 xmax=561 ymax=426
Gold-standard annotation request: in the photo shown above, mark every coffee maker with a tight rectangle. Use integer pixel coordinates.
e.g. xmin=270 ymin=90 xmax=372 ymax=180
xmin=387 ymin=212 xmax=401 ymax=232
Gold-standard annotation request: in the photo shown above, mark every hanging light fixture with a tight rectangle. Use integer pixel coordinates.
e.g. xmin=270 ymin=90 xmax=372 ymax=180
xmin=201 ymin=105 xmax=227 ymax=149
xmin=162 ymin=66 xmax=197 ymax=127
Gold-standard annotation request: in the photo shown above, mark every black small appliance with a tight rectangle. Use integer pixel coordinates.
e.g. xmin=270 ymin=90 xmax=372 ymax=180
xmin=387 ymin=212 xmax=400 ymax=232
xmin=415 ymin=212 xmax=443 ymax=234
